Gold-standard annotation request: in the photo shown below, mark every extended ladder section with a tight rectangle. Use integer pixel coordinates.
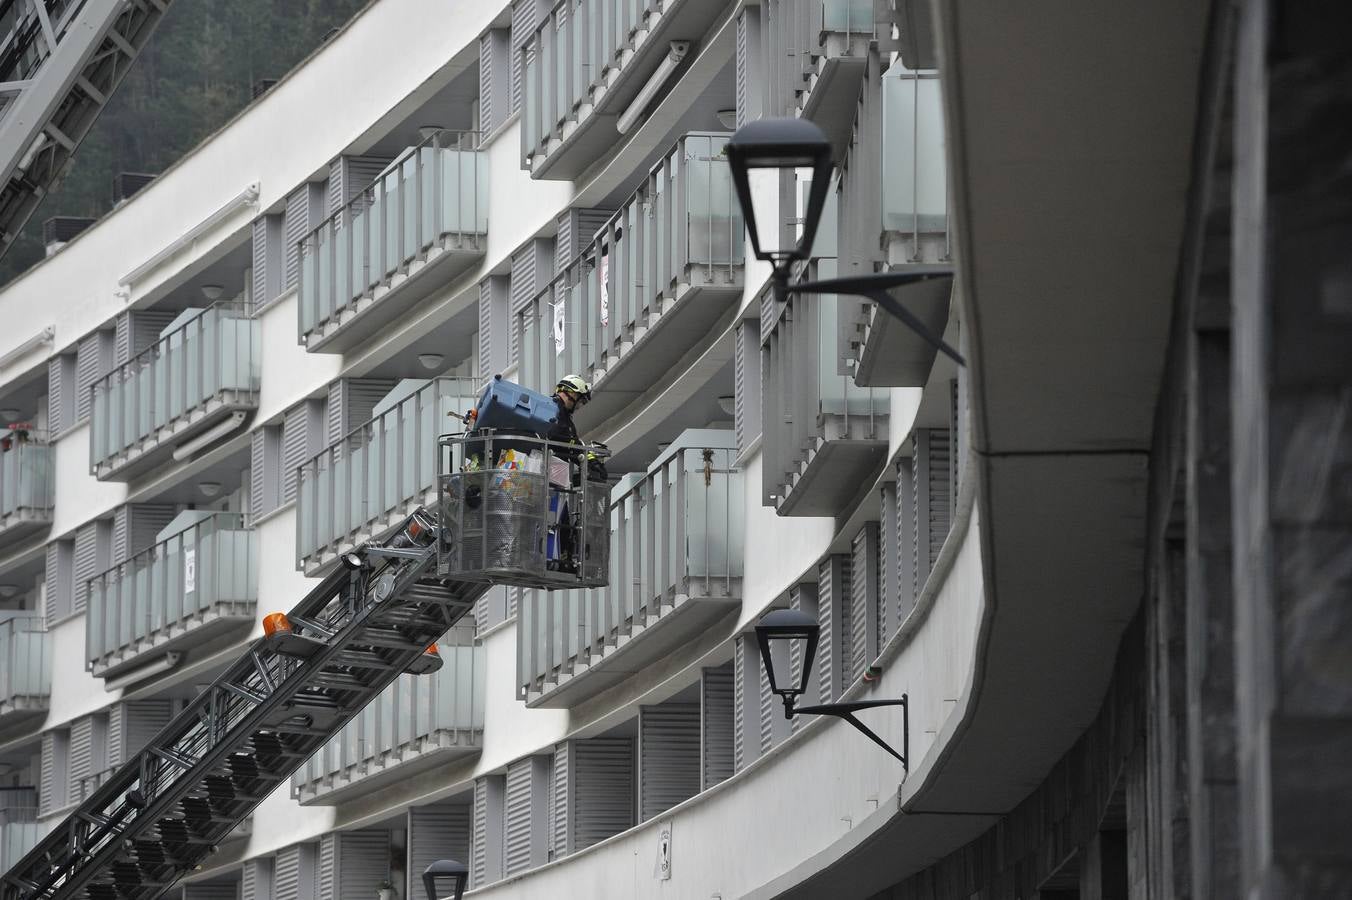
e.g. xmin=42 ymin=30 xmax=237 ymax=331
xmin=0 ymin=0 xmax=173 ymax=252
xmin=1 ymin=510 xmax=487 ymax=900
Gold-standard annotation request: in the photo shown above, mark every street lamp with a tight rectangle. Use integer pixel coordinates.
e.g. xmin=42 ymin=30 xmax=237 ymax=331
xmin=422 ymin=859 xmax=468 ymax=900
xmin=726 ymin=117 xmax=963 ymax=368
xmin=754 ymin=609 xmax=910 ymax=771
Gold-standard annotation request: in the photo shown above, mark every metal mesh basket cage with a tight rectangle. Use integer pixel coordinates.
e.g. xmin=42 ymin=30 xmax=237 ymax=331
xmin=437 ymin=432 xmax=610 ymax=590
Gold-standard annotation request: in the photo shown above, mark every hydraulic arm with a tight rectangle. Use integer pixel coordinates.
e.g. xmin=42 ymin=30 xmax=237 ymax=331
xmin=1 ymin=510 xmax=486 ymax=900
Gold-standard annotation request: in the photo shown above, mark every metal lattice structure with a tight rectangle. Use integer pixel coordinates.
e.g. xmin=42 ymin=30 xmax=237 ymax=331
xmin=1 ymin=509 xmax=485 ymax=900
xmin=0 ymin=0 xmax=173 ymax=254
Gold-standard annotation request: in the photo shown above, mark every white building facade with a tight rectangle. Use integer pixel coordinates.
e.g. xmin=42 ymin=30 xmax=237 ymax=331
xmin=0 ymin=0 xmax=1234 ymax=897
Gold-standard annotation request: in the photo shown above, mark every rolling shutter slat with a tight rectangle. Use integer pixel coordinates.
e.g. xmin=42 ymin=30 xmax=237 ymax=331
xmin=242 ymin=857 xmax=274 ymax=900
xmin=849 ymin=522 xmax=880 ymax=684
xmin=700 ymin=663 xmax=734 ymax=789
xmin=409 ymin=803 xmax=471 ymax=892
xmin=571 ymin=739 xmax=633 ymax=851
xmin=639 ymin=703 xmax=700 ymax=821
xmin=551 ymin=743 xmax=570 ymax=857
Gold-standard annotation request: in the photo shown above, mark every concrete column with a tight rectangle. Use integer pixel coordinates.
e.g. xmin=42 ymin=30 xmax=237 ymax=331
xmin=1232 ymin=1 xmax=1352 ymax=894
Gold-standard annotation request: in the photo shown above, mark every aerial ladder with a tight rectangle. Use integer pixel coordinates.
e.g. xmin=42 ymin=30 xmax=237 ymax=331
xmin=0 ymin=0 xmax=174 ymax=256
xmin=1 ymin=431 xmax=611 ymax=900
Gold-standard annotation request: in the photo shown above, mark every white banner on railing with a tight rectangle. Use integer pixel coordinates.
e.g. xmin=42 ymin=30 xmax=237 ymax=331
xmin=600 ymin=250 xmax=609 ymax=327
xmin=553 ymin=297 xmax=566 ymax=356
xmin=183 ymin=546 xmax=197 ymax=594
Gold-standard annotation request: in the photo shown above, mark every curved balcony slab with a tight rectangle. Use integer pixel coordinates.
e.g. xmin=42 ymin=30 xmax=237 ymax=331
xmin=89 ymin=304 xmax=260 ymax=482
xmin=292 ymin=631 xmax=484 ymax=806
xmin=519 ymin=436 xmax=744 ymax=708
xmin=298 ymin=134 xmax=488 ymax=355
xmin=86 ymin=514 xmax=258 ymax=680
xmin=851 ymin=274 xmax=952 ymax=387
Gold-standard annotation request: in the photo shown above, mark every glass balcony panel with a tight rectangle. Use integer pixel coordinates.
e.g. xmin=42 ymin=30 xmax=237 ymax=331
xmin=297 ymin=133 xmax=487 ymax=352
xmin=89 ymin=303 xmax=259 ymax=480
xmin=513 ymin=134 xmax=742 ymax=426
xmin=0 ymin=614 xmax=50 ymax=727
xmin=821 ymin=0 xmax=871 ymax=32
xmin=517 ymin=434 xmax=741 ymax=707
xmin=296 ymin=378 xmax=480 ymax=573
xmin=0 ymin=434 xmax=53 ymax=548
xmin=882 ymin=64 xmax=947 ymax=236
xmin=85 ymin=514 xmax=258 ymax=679
xmin=291 ymin=626 xmax=484 ymax=805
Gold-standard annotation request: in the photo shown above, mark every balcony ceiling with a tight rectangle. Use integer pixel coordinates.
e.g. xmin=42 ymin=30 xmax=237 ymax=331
xmin=134 ymin=230 xmax=252 ymax=312
xmin=773 ymin=1 xmax=1212 ymax=896
xmin=361 ymin=55 xmax=481 ymax=160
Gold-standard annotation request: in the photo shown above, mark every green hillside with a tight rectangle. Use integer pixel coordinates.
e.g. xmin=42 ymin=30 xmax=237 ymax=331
xmin=0 ymin=0 xmax=371 ymax=286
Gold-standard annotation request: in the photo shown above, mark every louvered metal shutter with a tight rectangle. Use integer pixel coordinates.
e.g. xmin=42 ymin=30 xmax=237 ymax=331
xmin=735 ymin=11 xmax=748 ymax=128
xmin=700 ymin=663 xmax=734 ymax=789
xmin=554 ymin=208 xmax=612 ymax=270
xmin=572 ymin=739 xmax=634 ymax=850
xmin=471 ymin=776 xmax=504 ymax=887
xmin=509 ymin=243 xmax=539 ymax=366
xmin=639 ymin=703 xmax=700 ymax=821
xmin=113 ymin=504 xmax=177 ymax=561
xmin=912 ymin=429 xmax=951 ymax=595
xmin=315 ymin=835 xmax=335 ymax=898
xmin=72 ymin=521 xmax=109 ymax=615
xmin=879 ymin=484 xmax=900 ymax=644
xmin=325 ymin=379 xmax=395 ymax=446
xmin=241 ymin=858 xmax=274 ymax=900
xmin=252 ymin=215 xmax=286 ymax=312
xmin=116 ymin=310 xmax=177 ymax=365
xmin=735 ymin=321 xmax=762 ymax=453
xmin=75 ymin=331 xmax=111 ymax=422
xmin=284 ymin=183 xmax=325 ymax=293
xmin=849 ymin=523 xmax=880 ymax=683
xmin=273 ymin=844 xmax=315 ymax=900
xmin=787 ymin=584 xmax=820 ymax=732
xmin=45 ymin=541 xmax=71 ymax=622
xmin=733 ymin=635 xmax=760 ymax=772
xmin=896 ymin=459 xmax=917 ymax=624
xmin=281 ymin=402 xmax=321 ymax=505
xmin=328 ymin=156 xmax=388 ymax=220
xmin=818 ymin=556 xmax=849 ymax=702
xmin=479 ymin=277 xmax=511 ymax=382
xmin=183 ymin=882 xmax=239 ymax=900
xmin=317 ymin=831 xmax=388 ymax=900
xmin=757 ymin=641 xmax=773 ymax=753
xmin=48 ymin=355 xmax=71 ymax=434
xmin=480 ymin=29 xmax=511 ymax=133
xmin=509 ymin=0 xmax=537 ymax=118
xmin=39 ymin=730 xmax=63 ymax=816
xmin=409 ymin=803 xmax=471 ymax=890
xmin=106 ymin=704 xmax=123 ymax=768
xmin=116 ymin=700 xmax=174 ymax=761
xmin=551 ymin=744 xmax=570 ymax=857
xmin=503 ymin=757 xmax=549 ymax=875
xmin=250 ymin=428 xmax=268 ymax=517
xmin=68 ymin=716 xmax=95 ymax=805
xmin=114 ymin=313 xmax=130 ymax=366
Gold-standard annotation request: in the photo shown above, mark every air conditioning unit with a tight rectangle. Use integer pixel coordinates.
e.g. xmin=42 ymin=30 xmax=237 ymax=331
xmin=42 ymin=216 xmax=95 ymax=257
xmin=112 ymin=172 xmax=156 ymax=207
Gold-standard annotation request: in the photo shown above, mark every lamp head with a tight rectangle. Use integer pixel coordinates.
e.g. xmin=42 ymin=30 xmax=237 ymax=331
xmin=754 ymin=607 xmax=820 ymax=716
xmin=726 ymin=118 xmax=834 ymax=268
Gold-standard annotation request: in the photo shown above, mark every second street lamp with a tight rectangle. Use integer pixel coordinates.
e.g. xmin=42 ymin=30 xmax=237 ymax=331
xmin=726 ymin=117 xmax=964 ymax=369
xmin=755 ymin=609 xmax=910 ymax=771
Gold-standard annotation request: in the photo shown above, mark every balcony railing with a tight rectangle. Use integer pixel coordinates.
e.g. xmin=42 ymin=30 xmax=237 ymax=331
xmin=518 ymin=434 xmax=743 ymax=707
xmin=762 ymin=261 xmax=889 ymax=516
xmin=292 ymin=624 xmax=483 ymax=804
xmin=298 ymin=130 xmax=488 ymax=353
xmin=520 ymin=0 xmax=728 ymax=177
xmin=86 ymin=513 xmax=258 ymax=679
xmin=0 ymin=614 xmax=49 ymax=728
xmin=296 ymin=378 xmax=481 ymax=575
xmin=0 ymin=807 xmax=39 ymax=874
xmin=515 ymin=133 xmax=742 ymax=427
xmin=881 ymin=64 xmax=947 ymax=263
xmin=0 ymin=433 xmax=52 ymax=548
xmin=848 ymin=63 xmax=951 ymax=386
xmin=89 ymin=302 xmax=260 ymax=481
xmin=74 ymin=768 xmax=115 ymax=805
